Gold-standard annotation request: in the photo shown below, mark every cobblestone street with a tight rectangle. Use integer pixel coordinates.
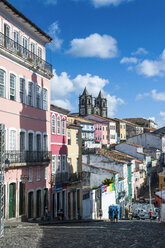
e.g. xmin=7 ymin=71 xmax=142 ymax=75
xmin=0 ymin=220 xmax=165 ymax=248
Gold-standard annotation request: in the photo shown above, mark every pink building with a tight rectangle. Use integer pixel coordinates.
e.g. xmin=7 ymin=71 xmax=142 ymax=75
xmin=94 ymin=122 xmax=108 ymax=146
xmin=50 ymin=105 xmax=70 ymax=219
xmin=0 ymin=1 xmax=53 ymax=220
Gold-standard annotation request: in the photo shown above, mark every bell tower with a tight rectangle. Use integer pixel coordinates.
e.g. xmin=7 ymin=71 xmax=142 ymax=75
xmin=94 ymin=91 xmax=107 ymax=117
xmin=79 ymin=87 xmax=93 ymax=116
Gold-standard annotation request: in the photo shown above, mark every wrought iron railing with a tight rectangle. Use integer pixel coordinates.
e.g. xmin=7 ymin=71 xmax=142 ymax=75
xmin=5 ymin=151 xmax=52 ymax=164
xmin=52 ymin=172 xmax=82 ymax=185
xmin=0 ymin=32 xmax=52 ymax=75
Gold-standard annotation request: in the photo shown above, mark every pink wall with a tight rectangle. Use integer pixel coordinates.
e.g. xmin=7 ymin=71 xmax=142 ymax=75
xmin=0 ymin=15 xmax=46 ymax=59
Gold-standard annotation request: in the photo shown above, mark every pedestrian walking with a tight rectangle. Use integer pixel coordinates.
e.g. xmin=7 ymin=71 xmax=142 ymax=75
xmin=114 ymin=209 xmax=118 ymax=223
xmin=158 ymin=209 xmax=161 ymax=223
xmin=149 ymin=209 xmax=152 ymax=221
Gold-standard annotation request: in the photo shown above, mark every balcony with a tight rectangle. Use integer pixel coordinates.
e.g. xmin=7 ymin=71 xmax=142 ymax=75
xmin=5 ymin=151 xmax=52 ymax=166
xmin=52 ymin=172 xmax=82 ymax=185
xmin=0 ymin=32 xmax=52 ymax=75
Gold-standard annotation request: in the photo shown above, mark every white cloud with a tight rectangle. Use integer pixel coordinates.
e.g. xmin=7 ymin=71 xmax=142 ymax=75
xmin=131 ymin=47 xmax=148 ymax=56
xmin=91 ymin=0 xmax=133 ymax=7
xmin=136 ymin=49 xmax=165 ymax=77
xmin=136 ymin=89 xmax=165 ymax=101
xmin=120 ymin=57 xmax=138 ymax=64
xmin=67 ymin=33 xmax=118 ymax=59
xmin=152 ymin=89 xmax=165 ymax=101
xmin=48 ymin=22 xmax=63 ymax=51
xmin=51 ymin=70 xmax=124 ymax=116
xmin=135 ymin=92 xmax=150 ymax=101
xmin=106 ymin=94 xmax=125 ymax=117
xmin=160 ymin=112 xmax=165 ymax=120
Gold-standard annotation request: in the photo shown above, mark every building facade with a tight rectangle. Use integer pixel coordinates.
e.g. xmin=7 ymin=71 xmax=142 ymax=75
xmin=50 ymin=105 xmax=69 ymax=219
xmin=0 ymin=0 xmax=52 ymax=220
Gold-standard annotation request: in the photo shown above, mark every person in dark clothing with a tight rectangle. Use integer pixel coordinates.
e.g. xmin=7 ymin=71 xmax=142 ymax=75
xmin=114 ymin=209 xmax=118 ymax=223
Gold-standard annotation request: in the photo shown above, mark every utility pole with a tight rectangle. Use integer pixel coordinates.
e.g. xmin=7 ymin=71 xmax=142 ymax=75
xmin=0 ymin=124 xmax=5 ymax=238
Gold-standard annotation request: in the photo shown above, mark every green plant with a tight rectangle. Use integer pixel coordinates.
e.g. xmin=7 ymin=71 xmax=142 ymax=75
xmin=102 ymin=177 xmax=114 ymax=186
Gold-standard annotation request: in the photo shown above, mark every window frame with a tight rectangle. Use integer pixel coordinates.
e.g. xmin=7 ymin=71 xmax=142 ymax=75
xmin=28 ymin=81 xmax=34 ymax=106
xmin=0 ymin=69 xmax=6 ymax=98
xmin=43 ymin=88 xmax=48 ymax=110
xmin=52 ymin=155 xmax=56 ymax=174
xmin=10 ymin=73 xmax=16 ymax=101
xmin=19 ymin=77 xmax=26 ymax=104
xmin=57 ymin=115 xmax=61 ymax=135
xmin=62 ymin=117 xmax=66 ymax=135
xmin=52 ymin=114 xmax=56 ymax=134
xmin=36 ymin=166 xmax=40 ymax=181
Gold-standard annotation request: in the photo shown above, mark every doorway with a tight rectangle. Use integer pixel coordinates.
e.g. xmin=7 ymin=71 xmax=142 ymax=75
xmin=9 ymin=183 xmax=16 ymax=219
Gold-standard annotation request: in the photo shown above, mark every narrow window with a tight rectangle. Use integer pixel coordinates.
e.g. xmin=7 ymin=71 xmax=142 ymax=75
xmin=13 ymin=30 xmax=19 ymax=50
xmin=44 ymin=167 xmax=47 ymax=180
xmin=67 ymin=131 xmax=71 ymax=145
xmin=20 ymin=78 xmax=25 ymax=103
xmin=29 ymin=167 xmax=33 ymax=182
xmin=28 ymin=133 xmax=33 ymax=151
xmin=57 ymin=155 xmax=61 ymax=172
xmin=36 ymin=85 xmax=41 ymax=108
xmin=52 ymin=115 xmax=56 ymax=134
xmin=0 ymin=69 xmax=6 ymax=98
xmin=43 ymin=134 xmax=48 ymax=151
xmin=52 ymin=155 xmax=56 ymax=174
xmin=57 ymin=116 xmax=61 ymax=134
xmin=38 ymin=47 xmax=42 ymax=59
xmin=31 ymin=42 xmax=35 ymax=60
xmin=36 ymin=134 xmax=41 ymax=151
xmin=9 ymin=130 xmax=16 ymax=150
xmin=76 ymin=132 xmax=79 ymax=145
xmin=62 ymin=117 xmax=66 ymax=135
xmin=62 ymin=155 xmax=66 ymax=171
xmin=28 ymin=82 xmax=33 ymax=106
xmin=22 ymin=37 xmax=28 ymax=57
xmin=36 ymin=166 xmax=40 ymax=181
xmin=10 ymin=74 xmax=16 ymax=101
xmin=20 ymin=131 xmax=25 ymax=152
xmin=43 ymin=88 xmax=48 ymax=110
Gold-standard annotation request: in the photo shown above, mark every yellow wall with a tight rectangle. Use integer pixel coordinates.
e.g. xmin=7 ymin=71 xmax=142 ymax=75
xmin=120 ymin=122 xmax=126 ymax=141
xmin=159 ymin=168 xmax=165 ymax=191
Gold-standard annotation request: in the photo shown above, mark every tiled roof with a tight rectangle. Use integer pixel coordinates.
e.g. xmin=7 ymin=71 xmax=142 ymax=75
xmin=82 ymin=162 xmax=118 ymax=174
xmin=126 ymin=142 xmax=144 ymax=148
xmin=97 ymin=149 xmax=133 ymax=164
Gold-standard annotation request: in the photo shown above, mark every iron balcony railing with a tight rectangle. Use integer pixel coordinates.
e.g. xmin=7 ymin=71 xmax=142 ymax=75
xmin=5 ymin=151 xmax=52 ymax=165
xmin=0 ymin=32 xmax=52 ymax=75
xmin=52 ymin=172 xmax=82 ymax=185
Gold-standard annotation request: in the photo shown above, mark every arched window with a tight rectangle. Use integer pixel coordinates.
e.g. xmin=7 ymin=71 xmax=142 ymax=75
xmin=52 ymin=115 xmax=56 ymax=134
xmin=57 ymin=116 xmax=61 ymax=134
xmin=62 ymin=117 xmax=66 ymax=135
xmin=0 ymin=69 xmax=6 ymax=98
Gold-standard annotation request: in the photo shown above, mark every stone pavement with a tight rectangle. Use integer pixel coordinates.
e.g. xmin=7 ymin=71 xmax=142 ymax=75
xmin=0 ymin=220 xmax=165 ymax=248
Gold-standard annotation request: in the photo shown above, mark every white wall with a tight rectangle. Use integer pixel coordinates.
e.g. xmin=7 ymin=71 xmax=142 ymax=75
xmin=102 ymin=187 xmax=116 ymax=219
xmin=161 ymin=204 xmax=165 ymax=222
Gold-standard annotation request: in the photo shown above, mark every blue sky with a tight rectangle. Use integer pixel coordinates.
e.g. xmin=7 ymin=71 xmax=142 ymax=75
xmin=9 ymin=0 xmax=165 ymax=127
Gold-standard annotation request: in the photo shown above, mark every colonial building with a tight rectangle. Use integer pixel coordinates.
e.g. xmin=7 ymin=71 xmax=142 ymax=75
xmin=0 ymin=0 xmax=53 ymax=220
xmin=50 ymin=105 xmax=69 ymax=219
xmin=79 ymin=88 xmax=107 ymax=118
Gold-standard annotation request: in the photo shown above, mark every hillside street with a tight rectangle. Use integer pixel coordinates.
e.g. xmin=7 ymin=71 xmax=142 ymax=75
xmin=0 ymin=220 xmax=165 ymax=248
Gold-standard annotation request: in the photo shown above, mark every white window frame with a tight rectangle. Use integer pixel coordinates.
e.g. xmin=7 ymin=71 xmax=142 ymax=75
xmin=57 ymin=115 xmax=61 ymax=135
xmin=57 ymin=155 xmax=61 ymax=173
xmin=36 ymin=132 xmax=42 ymax=151
xmin=43 ymin=133 xmax=48 ymax=151
xmin=52 ymin=155 xmax=56 ymax=174
xmin=19 ymin=77 xmax=26 ymax=104
xmin=36 ymin=166 xmax=40 ymax=181
xmin=38 ymin=47 xmax=42 ymax=59
xmin=28 ymin=130 xmax=34 ymax=151
xmin=43 ymin=88 xmax=48 ymax=110
xmin=52 ymin=114 xmax=56 ymax=134
xmin=13 ymin=29 xmax=19 ymax=50
xmin=28 ymin=81 xmax=34 ymax=106
xmin=36 ymin=84 xmax=41 ymax=108
xmin=9 ymin=128 xmax=17 ymax=151
xmin=62 ymin=117 xmax=66 ymax=135
xmin=22 ymin=36 xmax=28 ymax=57
xmin=29 ymin=167 xmax=33 ymax=182
xmin=62 ymin=155 xmax=66 ymax=172
xmin=19 ymin=129 xmax=26 ymax=152
xmin=0 ymin=68 xmax=6 ymax=98
xmin=10 ymin=73 xmax=16 ymax=101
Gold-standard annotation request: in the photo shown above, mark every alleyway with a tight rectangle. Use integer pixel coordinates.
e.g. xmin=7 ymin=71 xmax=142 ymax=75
xmin=0 ymin=220 xmax=164 ymax=248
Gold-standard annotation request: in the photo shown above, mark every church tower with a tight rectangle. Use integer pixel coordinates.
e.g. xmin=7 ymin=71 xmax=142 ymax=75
xmin=79 ymin=87 xmax=93 ymax=116
xmin=94 ymin=91 xmax=107 ymax=118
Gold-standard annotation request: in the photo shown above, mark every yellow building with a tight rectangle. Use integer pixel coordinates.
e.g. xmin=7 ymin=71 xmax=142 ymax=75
xmin=120 ymin=122 xmax=126 ymax=141
xmin=67 ymin=122 xmax=83 ymax=219
xmin=159 ymin=167 xmax=165 ymax=191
